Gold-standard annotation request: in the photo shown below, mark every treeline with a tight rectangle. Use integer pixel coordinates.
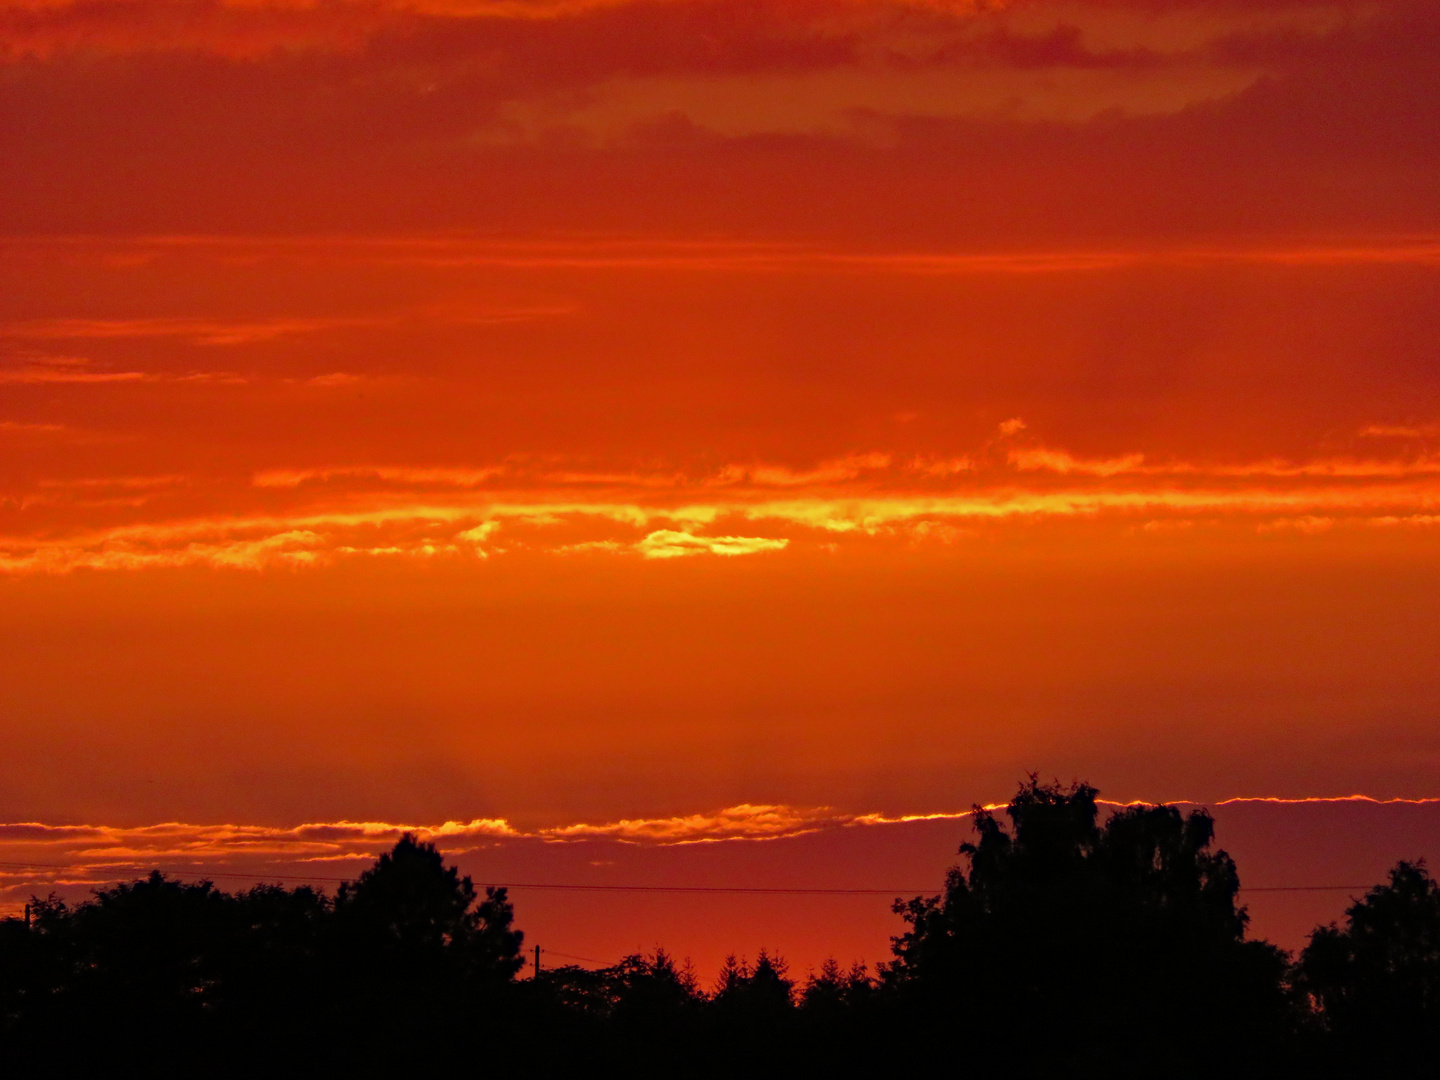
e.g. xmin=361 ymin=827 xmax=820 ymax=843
xmin=2 ymin=779 xmax=1439 ymax=1076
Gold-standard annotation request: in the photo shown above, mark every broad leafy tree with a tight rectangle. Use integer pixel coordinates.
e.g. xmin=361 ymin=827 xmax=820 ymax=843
xmin=887 ymin=776 xmax=1291 ymax=1071
xmin=1297 ymin=860 xmax=1440 ymax=1068
xmin=333 ymin=832 xmax=524 ymax=983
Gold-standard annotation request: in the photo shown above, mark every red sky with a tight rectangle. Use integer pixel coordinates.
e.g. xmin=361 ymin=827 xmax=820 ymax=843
xmin=2 ymin=0 xmax=1438 ymax=964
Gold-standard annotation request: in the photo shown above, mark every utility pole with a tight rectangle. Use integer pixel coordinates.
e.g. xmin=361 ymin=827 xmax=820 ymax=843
xmin=23 ymin=903 xmax=30 ymax=930
xmin=534 ymin=944 xmax=542 ymax=978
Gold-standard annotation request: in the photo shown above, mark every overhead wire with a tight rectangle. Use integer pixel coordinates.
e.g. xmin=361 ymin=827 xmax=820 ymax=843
xmin=0 ymin=860 xmax=1385 ymax=894
xmin=540 ymin=949 xmax=612 ymax=965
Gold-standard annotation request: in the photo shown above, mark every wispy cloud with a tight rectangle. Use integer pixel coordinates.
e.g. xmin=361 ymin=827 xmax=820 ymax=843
xmin=1212 ymin=795 xmax=1440 ymax=807
xmin=4 ymin=482 xmax=1437 ymax=573
xmin=0 ymin=357 xmax=248 ymax=384
xmin=12 ymin=236 xmax=1440 ymax=275
xmin=1360 ymin=423 xmax=1440 ymax=439
xmin=0 ymin=368 xmax=150 ymax=384
xmin=4 ymin=795 xmax=1438 ymax=908
xmin=0 ymin=302 xmax=573 ymax=350
xmin=1008 ymin=447 xmax=1147 ymax=476
xmin=1 ymin=316 xmax=370 ymax=346
xmin=0 ymin=359 xmax=393 ymax=389
xmin=253 ymin=465 xmax=511 ymax=488
xmin=0 ymin=420 xmax=68 ymax=433
xmin=636 ymin=530 xmax=789 ymax=559
xmin=711 ymin=453 xmax=893 ymax=488
xmin=1005 ymin=443 xmax=1440 ymax=480
xmin=10 ymin=434 xmax=1440 ymax=573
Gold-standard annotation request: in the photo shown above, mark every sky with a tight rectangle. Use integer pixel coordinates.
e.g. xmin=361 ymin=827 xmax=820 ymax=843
xmin=2 ymin=0 xmax=1439 ymax=965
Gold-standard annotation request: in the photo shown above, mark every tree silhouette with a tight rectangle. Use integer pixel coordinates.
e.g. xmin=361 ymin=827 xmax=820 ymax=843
xmin=713 ymin=949 xmax=794 ymax=1016
xmin=3 ymin=778 xmax=1390 ymax=1073
xmin=314 ymin=834 xmax=525 ymax=1065
xmin=333 ymin=832 xmax=523 ymax=983
xmin=800 ymin=958 xmax=846 ymax=1014
xmin=1297 ymin=859 xmax=1440 ymax=1068
xmin=219 ymin=882 xmax=329 ymax=1041
xmin=887 ymin=776 xmax=1291 ymax=1071
xmin=608 ymin=948 xmax=703 ymax=1021
xmin=0 ymin=894 xmax=71 ymax=1045
xmin=20 ymin=874 xmax=241 ymax=1060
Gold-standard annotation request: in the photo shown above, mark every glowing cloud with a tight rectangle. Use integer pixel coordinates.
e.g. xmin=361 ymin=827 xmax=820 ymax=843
xmin=636 ymin=530 xmax=790 ymax=559
xmin=7 ymin=434 xmax=1440 ymax=574
xmin=5 ymin=796 xmax=1437 ymax=911
xmin=1008 ymin=447 xmax=1147 ymax=476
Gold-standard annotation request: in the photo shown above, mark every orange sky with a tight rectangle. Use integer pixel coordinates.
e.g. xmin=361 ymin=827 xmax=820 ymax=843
xmin=2 ymin=0 xmax=1439 ymax=959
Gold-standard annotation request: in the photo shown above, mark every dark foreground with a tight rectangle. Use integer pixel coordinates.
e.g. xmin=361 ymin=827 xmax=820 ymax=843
xmin=3 ymin=779 xmax=1437 ymax=1076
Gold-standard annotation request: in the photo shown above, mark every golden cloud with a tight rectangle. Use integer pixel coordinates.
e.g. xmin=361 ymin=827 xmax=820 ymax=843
xmin=636 ymin=530 xmax=790 ymax=559
xmin=6 ymin=434 xmax=1440 ymax=574
xmin=6 ymin=796 xmax=1438 ymax=911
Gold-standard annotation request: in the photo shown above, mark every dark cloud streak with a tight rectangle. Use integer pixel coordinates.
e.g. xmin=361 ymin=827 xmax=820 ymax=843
xmin=1 ymin=0 xmax=1436 ymax=241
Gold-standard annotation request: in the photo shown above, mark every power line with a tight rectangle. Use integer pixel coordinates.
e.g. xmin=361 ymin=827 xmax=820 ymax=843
xmin=0 ymin=861 xmax=1385 ymax=895
xmin=0 ymin=861 xmax=352 ymax=884
xmin=1242 ymin=885 xmax=1374 ymax=893
xmin=482 ymin=882 xmax=1379 ymax=894
xmin=542 ymin=949 xmax=611 ymax=965
xmin=487 ymin=884 xmax=921 ymax=894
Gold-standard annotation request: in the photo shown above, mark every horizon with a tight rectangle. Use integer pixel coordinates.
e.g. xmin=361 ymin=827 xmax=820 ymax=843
xmin=8 ymin=791 xmax=1440 ymax=976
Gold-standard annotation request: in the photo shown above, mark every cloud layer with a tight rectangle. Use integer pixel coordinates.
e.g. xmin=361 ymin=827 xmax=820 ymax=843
xmin=3 ymin=0 xmax=1439 ymax=240
xmin=7 ymin=795 xmax=1440 ymax=911
xmin=5 ymin=429 xmax=1440 ymax=572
